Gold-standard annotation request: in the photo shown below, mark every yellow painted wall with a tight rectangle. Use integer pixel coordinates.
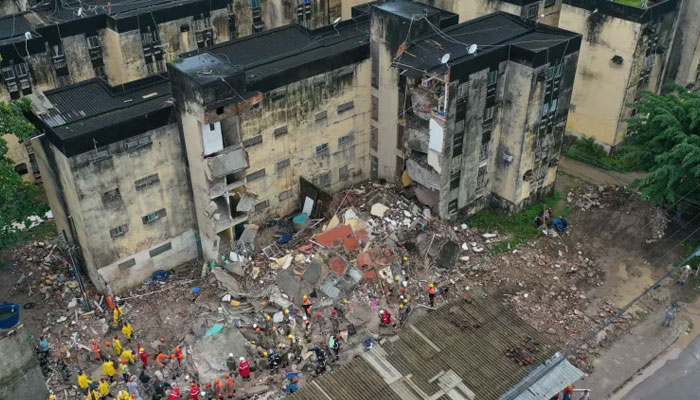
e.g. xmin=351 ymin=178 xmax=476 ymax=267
xmin=559 ymin=4 xmax=640 ymax=148
xmin=3 ymin=133 xmax=35 ymax=183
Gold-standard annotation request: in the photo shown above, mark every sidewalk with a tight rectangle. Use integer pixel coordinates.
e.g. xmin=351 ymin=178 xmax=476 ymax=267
xmin=576 ymin=312 xmax=689 ymax=399
xmin=559 ymin=156 xmax=646 ymax=187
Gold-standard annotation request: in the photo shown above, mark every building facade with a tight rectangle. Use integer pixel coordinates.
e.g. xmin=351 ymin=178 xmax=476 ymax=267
xmin=29 ymin=77 xmax=200 ymax=293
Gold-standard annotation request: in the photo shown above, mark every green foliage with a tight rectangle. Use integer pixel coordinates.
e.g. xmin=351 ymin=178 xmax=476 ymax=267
xmin=0 ymin=97 xmax=48 ymax=250
xmin=468 ymin=193 xmax=562 ymax=254
xmin=563 ymin=136 xmax=632 ymax=171
xmin=621 ymin=85 xmax=700 ymax=206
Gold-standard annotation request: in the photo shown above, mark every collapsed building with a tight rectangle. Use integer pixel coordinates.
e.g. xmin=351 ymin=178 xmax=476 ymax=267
xmin=29 ymin=0 xmax=581 ymax=293
xmin=414 ymin=0 xmax=697 ymax=151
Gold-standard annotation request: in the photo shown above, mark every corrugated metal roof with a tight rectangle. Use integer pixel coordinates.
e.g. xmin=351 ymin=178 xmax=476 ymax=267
xmin=291 ymin=297 xmax=581 ymax=400
xmin=504 ymin=356 xmax=584 ymax=400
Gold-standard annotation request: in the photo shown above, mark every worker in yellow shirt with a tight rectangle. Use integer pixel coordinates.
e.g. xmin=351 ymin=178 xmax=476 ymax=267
xmin=119 ymin=359 xmax=130 ymax=382
xmin=116 ymin=390 xmax=130 ymax=400
xmin=121 ymin=321 xmax=133 ymax=343
xmin=120 ymin=348 xmax=135 ymax=364
xmin=113 ymin=306 xmax=123 ymax=325
xmin=86 ymin=388 xmax=101 ymax=400
xmin=112 ymin=336 xmax=122 ymax=356
xmin=98 ymin=378 xmax=112 ymax=398
xmin=77 ymin=370 xmax=91 ymax=395
xmin=49 ymin=391 xmax=56 ymax=400
xmin=102 ymin=359 xmax=116 ymax=382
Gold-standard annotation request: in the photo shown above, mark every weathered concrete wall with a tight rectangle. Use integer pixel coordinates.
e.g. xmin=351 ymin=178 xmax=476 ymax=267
xmin=102 ymin=28 xmax=128 ymax=86
xmin=559 ymin=3 xmax=639 ymax=149
xmin=262 ymin=0 xmax=295 ymax=29
xmin=63 ymin=33 xmax=96 ymax=84
xmin=118 ymin=29 xmax=147 ymax=83
xmin=241 ymin=60 xmax=371 ymax=220
xmin=0 ymin=0 xmax=27 ymax=15
xmin=28 ymin=50 xmax=54 ymax=92
xmin=0 ymin=327 xmax=49 ymax=400
xmin=664 ymin=0 xmax=700 ymax=86
xmin=341 ymin=0 xmax=370 ymax=20
xmin=3 ymin=133 xmax=35 ymax=183
xmin=234 ymin=0 xmax=254 ymax=37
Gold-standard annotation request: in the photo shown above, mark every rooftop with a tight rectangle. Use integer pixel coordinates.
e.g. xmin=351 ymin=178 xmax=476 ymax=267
xmin=30 ymin=76 xmax=173 ymax=156
xmin=290 ymin=297 xmax=583 ymax=400
xmin=397 ymin=12 xmax=581 ymax=74
xmin=34 ymin=0 xmax=209 ymax=23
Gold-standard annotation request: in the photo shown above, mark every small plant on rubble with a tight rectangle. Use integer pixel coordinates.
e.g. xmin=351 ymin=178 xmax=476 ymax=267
xmin=0 ymin=98 xmax=48 ymax=250
xmin=620 ymin=84 xmax=700 ymax=206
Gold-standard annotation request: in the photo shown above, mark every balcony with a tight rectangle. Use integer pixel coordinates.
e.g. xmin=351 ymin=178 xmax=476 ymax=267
xmin=204 ymin=146 xmax=248 ymax=180
xmin=406 ymin=154 xmax=441 ymax=191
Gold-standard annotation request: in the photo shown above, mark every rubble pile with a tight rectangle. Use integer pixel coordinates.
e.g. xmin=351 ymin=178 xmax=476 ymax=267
xmin=3 ymin=182 xmax=672 ymax=397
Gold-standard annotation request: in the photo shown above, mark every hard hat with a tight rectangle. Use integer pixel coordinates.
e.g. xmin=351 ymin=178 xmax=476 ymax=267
xmin=316 ymin=312 xmax=322 ymax=318
xmin=263 ymin=351 xmax=268 ymax=357
xmin=139 ymin=348 xmax=144 ymax=352
xmin=121 ymin=359 xmax=127 ymax=364
xmin=403 ymin=256 xmax=408 ymax=261
xmin=266 ymin=315 xmax=271 ymax=321
xmin=429 ymin=283 xmax=434 ymax=288
xmin=201 ymin=391 xmax=206 ymax=396
xmin=224 ymin=373 xmax=230 ymax=379
xmin=251 ymin=340 xmax=256 ymax=344
xmin=205 ymin=382 xmax=211 ymax=387
xmin=399 ymin=304 xmax=404 ymax=309
xmin=402 ymin=281 xmax=408 ymax=287
xmin=214 ymin=378 xmax=220 ymax=384
xmin=239 ymin=357 xmax=245 ymax=361
xmin=302 ymin=316 xmax=308 ymax=321
xmin=91 ymin=340 xmax=97 ymax=344
xmin=287 ymin=334 xmax=294 ymax=340
xmin=331 ymin=309 xmax=337 ymax=315
xmin=253 ymin=323 xmax=258 ymax=328
xmin=343 ymin=299 xmax=348 ymax=304
xmin=395 ymin=276 xmax=401 ymax=281
xmin=379 ymin=310 xmax=384 ymax=314
xmin=190 ymin=382 xmax=196 ymax=387
xmin=277 ymin=344 xmax=282 ymax=348
xmin=403 ymin=299 xmax=408 ymax=304
xmin=132 ymin=394 xmax=137 ymax=398
xmin=229 ymin=353 xmax=233 ymax=357
xmin=303 ymin=295 xmax=308 ymax=299
xmin=284 ymin=309 xmax=290 ymax=314
xmin=176 ymin=347 xmax=181 ymax=352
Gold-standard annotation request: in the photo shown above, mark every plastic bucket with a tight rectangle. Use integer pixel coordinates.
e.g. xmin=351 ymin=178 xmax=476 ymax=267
xmin=292 ymin=213 xmax=310 ymax=232
xmin=0 ymin=303 xmax=20 ymax=329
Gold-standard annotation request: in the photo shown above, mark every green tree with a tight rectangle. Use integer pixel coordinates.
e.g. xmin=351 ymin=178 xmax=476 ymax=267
xmin=621 ymin=85 xmax=700 ymax=205
xmin=0 ymin=98 xmax=48 ymax=249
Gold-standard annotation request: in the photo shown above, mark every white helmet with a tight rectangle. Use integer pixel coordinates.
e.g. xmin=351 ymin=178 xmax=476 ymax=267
xmin=379 ymin=310 xmax=384 ymax=314
xmin=228 ymin=353 xmax=233 ymax=357
xmin=239 ymin=356 xmax=245 ymax=362
xmin=302 ymin=316 xmax=307 ymax=320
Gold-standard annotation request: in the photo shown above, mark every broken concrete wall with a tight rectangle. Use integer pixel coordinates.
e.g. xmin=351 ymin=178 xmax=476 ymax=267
xmin=239 ymin=60 xmax=371 ymax=222
xmin=0 ymin=326 xmax=49 ymax=400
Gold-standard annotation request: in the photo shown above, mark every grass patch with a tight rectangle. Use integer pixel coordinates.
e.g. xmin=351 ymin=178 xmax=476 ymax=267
xmin=468 ymin=193 xmax=563 ymax=254
xmin=563 ymin=136 xmax=632 ymax=172
xmin=6 ymin=222 xmax=56 ymax=248
xmin=615 ymin=0 xmax=644 ymax=6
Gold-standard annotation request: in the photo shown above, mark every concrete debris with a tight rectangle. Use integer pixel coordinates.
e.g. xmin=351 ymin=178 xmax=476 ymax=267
xmin=370 ymin=203 xmax=389 ymax=217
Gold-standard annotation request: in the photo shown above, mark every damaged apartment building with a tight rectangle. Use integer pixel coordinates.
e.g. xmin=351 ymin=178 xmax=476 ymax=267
xmin=368 ymin=2 xmax=581 ymax=217
xmin=0 ymin=0 xmax=353 ymax=183
xmin=415 ymin=0 xmax=696 ymax=151
xmin=28 ymin=0 xmax=581 ymax=293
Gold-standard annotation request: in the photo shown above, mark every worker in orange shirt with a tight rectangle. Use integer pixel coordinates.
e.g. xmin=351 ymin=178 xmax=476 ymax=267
xmin=155 ymin=352 xmax=168 ymax=369
xmin=302 ymin=295 xmax=312 ymax=317
xmin=428 ymin=283 xmax=436 ymax=308
xmin=90 ymin=340 xmax=101 ymax=360
xmin=225 ymin=373 xmax=235 ymax=397
xmin=213 ymin=378 xmax=224 ymax=397
xmin=174 ymin=347 xmax=184 ymax=367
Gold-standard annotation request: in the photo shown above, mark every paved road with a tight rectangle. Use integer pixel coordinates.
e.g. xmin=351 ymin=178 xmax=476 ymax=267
xmin=621 ymin=334 xmax=700 ymax=400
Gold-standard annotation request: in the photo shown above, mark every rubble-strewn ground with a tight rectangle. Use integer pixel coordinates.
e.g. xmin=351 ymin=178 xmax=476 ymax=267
xmin=1 ymin=175 xmax=693 ymax=399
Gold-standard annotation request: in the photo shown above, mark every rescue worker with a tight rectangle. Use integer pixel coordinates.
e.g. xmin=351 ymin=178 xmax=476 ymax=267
xmin=98 ymin=378 xmax=113 ymax=399
xmin=264 ymin=314 xmax=273 ymax=333
xmin=330 ymin=309 xmax=340 ymax=334
xmin=121 ymin=348 xmax=135 ymax=364
xmin=302 ymin=294 xmax=312 ymax=317
xmin=116 ymin=390 xmax=130 ymax=400
xmin=238 ymin=357 xmax=251 ymax=381
xmin=380 ymin=310 xmax=394 ymax=327
xmin=155 ymin=352 xmax=168 ymax=369
xmin=174 ymin=347 xmax=184 ymax=367
xmin=578 ymin=390 xmax=590 ymax=400
xmin=77 ymin=370 xmax=91 ymax=395
xmin=663 ymin=302 xmax=678 ymax=327
xmin=102 ymin=359 xmax=117 ymax=383
xmin=189 ymin=382 xmax=201 ymax=400
xmin=87 ymin=387 xmax=101 ymax=400
xmin=138 ymin=348 xmax=148 ymax=368
xmin=268 ymin=349 xmax=281 ymax=374
xmin=38 ymin=335 xmax=51 ymax=359
xmin=303 ymin=315 xmax=311 ymax=342
xmin=91 ymin=340 xmax=102 ymax=360
xmin=112 ymin=337 xmax=122 ymax=356
xmin=678 ymin=265 xmax=691 ymax=285
xmin=119 ymin=359 xmax=130 ymax=382
xmin=121 ymin=321 xmax=134 ymax=342
xmin=224 ymin=373 xmax=235 ymax=397
xmin=167 ymin=385 xmax=181 ymax=400
xmin=328 ymin=334 xmax=340 ymax=361
xmin=113 ymin=305 xmax=123 ymax=325
xmin=138 ymin=370 xmax=150 ymax=396
xmin=309 ymin=347 xmax=327 ymax=375
xmin=225 ymin=353 xmax=237 ymax=373
xmin=213 ymin=378 xmax=224 ymax=398
xmin=428 ymin=283 xmax=436 ymax=307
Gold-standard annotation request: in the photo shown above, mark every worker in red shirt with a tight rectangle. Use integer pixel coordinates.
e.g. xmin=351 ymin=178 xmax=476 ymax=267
xmin=189 ymin=381 xmax=201 ymax=400
xmin=380 ymin=310 xmax=394 ymax=327
xmin=238 ymin=357 xmax=251 ymax=381
xmin=138 ymin=347 xmax=148 ymax=368
xmin=168 ymin=385 xmax=181 ymax=400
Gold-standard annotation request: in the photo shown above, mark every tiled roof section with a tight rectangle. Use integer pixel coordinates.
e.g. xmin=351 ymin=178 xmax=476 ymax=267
xmin=41 ymin=76 xmax=171 ymax=138
xmin=291 ymin=297 xmax=561 ymax=400
xmin=399 ymin=12 xmax=578 ymax=73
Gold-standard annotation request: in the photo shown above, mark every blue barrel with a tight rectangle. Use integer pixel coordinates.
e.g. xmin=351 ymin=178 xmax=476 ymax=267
xmin=0 ymin=303 xmax=20 ymax=329
xmin=293 ymin=213 xmax=310 ymax=232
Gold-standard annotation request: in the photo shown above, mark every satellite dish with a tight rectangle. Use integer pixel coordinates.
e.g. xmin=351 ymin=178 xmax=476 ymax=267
xmin=440 ymin=53 xmax=451 ymax=64
xmin=77 ymin=7 xmax=83 ymax=16
xmin=468 ymin=44 xmax=477 ymax=55
xmin=333 ymin=17 xmax=341 ymax=26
